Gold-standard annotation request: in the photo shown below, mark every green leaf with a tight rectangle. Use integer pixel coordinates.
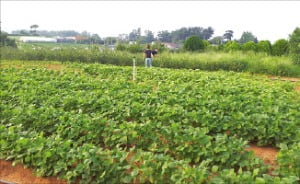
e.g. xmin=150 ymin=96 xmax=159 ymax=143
xmin=212 ymin=165 xmax=218 ymax=173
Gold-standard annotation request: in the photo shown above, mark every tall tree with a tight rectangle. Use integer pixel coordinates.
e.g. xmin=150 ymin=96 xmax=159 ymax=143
xmin=239 ymin=31 xmax=258 ymax=44
xmin=202 ymin=27 xmax=214 ymax=40
xmin=272 ymin=39 xmax=289 ymax=56
xmin=144 ymin=30 xmax=155 ymax=43
xmin=129 ymin=28 xmax=141 ymax=41
xmin=30 ymin=24 xmax=39 ymax=34
xmin=171 ymin=27 xmax=189 ymax=42
xmin=90 ymin=34 xmax=102 ymax=44
xmin=289 ymin=27 xmax=300 ymax=64
xmin=157 ymin=30 xmax=172 ymax=42
xmin=170 ymin=26 xmax=214 ymax=43
xmin=210 ymin=36 xmax=223 ymax=45
xmin=188 ymin=27 xmax=203 ymax=38
xmin=223 ymin=30 xmax=234 ymax=42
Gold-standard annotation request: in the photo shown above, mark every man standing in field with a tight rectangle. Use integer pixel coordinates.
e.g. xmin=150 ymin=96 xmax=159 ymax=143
xmin=144 ymin=44 xmax=153 ymax=67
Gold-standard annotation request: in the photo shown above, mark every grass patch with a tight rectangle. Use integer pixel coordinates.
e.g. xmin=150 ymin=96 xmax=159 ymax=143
xmin=1 ymin=46 xmax=300 ymax=77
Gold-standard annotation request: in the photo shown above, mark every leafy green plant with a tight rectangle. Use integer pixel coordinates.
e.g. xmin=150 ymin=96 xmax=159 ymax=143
xmin=289 ymin=27 xmax=300 ymax=64
xmin=257 ymin=40 xmax=272 ymax=55
xmin=223 ymin=41 xmax=241 ymax=52
xmin=183 ymin=35 xmax=206 ymax=51
xmin=277 ymin=143 xmax=300 ymax=178
xmin=242 ymin=41 xmax=257 ymax=52
xmin=1 ymin=62 xmax=299 ymax=183
xmin=272 ymin=39 xmax=289 ymax=56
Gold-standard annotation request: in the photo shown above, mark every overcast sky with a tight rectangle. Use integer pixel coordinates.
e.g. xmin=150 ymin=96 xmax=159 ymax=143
xmin=1 ymin=1 xmax=300 ymax=42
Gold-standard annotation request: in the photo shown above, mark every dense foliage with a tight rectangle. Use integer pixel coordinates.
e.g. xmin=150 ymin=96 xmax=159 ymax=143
xmin=0 ymin=31 xmax=17 ymax=48
xmin=272 ymin=39 xmax=289 ymax=56
xmin=224 ymin=41 xmax=241 ymax=52
xmin=241 ymin=41 xmax=257 ymax=52
xmin=1 ymin=46 xmax=300 ymax=77
xmin=156 ymin=27 xmax=214 ymax=43
xmin=257 ymin=40 xmax=272 ymax=55
xmin=0 ymin=62 xmax=299 ymax=183
xmin=239 ymin=32 xmax=258 ymax=44
xmin=277 ymin=143 xmax=300 ymax=178
xmin=289 ymin=27 xmax=300 ymax=65
xmin=183 ymin=36 xmax=206 ymax=51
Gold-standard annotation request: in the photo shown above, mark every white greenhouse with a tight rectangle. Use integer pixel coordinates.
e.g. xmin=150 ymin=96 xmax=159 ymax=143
xmin=19 ymin=36 xmax=57 ymax=43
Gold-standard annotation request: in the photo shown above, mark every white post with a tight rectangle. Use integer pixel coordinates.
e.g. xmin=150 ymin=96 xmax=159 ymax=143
xmin=132 ymin=56 xmax=137 ymax=81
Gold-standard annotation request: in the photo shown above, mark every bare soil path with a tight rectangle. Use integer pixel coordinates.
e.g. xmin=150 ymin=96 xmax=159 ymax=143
xmin=268 ymin=76 xmax=300 ymax=93
xmin=245 ymin=144 xmax=279 ymax=174
xmin=0 ymin=160 xmax=66 ymax=184
xmin=268 ymin=76 xmax=300 ymax=82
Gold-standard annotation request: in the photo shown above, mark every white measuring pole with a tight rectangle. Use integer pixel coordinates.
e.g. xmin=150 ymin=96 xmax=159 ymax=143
xmin=132 ymin=56 xmax=137 ymax=81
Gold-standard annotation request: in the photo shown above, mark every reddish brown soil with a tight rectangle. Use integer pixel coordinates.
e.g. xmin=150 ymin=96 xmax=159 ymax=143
xmin=0 ymin=65 xmax=23 ymax=69
xmin=269 ymin=76 xmax=300 ymax=82
xmin=246 ymin=144 xmax=278 ymax=165
xmin=124 ymin=151 xmax=141 ymax=184
xmin=0 ymin=160 xmax=66 ymax=184
xmin=0 ymin=64 xmax=64 ymax=71
xmin=46 ymin=64 xmax=64 ymax=71
xmin=245 ymin=144 xmax=279 ymax=174
xmin=268 ymin=76 xmax=300 ymax=93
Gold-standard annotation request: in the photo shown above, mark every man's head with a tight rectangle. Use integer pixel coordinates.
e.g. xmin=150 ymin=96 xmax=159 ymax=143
xmin=146 ymin=44 xmax=151 ymax=49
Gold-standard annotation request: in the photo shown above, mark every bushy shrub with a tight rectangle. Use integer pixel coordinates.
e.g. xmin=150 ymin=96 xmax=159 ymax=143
xmin=289 ymin=27 xmax=300 ymax=64
xmin=277 ymin=143 xmax=300 ymax=178
xmin=0 ymin=31 xmax=17 ymax=48
xmin=116 ymin=43 xmax=127 ymax=51
xmin=242 ymin=41 xmax=257 ymax=52
xmin=272 ymin=39 xmax=289 ymax=56
xmin=224 ymin=41 xmax=240 ymax=52
xmin=203 ymin=40 xmax=210 ymax=49
xmin=127 ymin=43 xmax=144 ymax=53
xmin=257 ymin=40 xmax=272 ymax=54
xmin=183 ymin=35 xmax=205 ymax=51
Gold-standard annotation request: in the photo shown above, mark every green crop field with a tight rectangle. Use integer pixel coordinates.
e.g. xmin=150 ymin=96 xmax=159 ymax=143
xmin=0 ymin=61 xmax=299 ymax=183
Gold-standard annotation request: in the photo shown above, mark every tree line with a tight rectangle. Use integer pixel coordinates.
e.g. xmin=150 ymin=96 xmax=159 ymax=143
xmin=10 ymin=26 xmax=215 ymax=44
xmin=3 ymin=26 xmax=300 ymax=64
xmin=126 ymin=27 xmax=214 ymax=44
xmin=10 ymin=26 xmax=263 ymax=46
xmin=182 ymin=28 xmax=300 ymax=65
